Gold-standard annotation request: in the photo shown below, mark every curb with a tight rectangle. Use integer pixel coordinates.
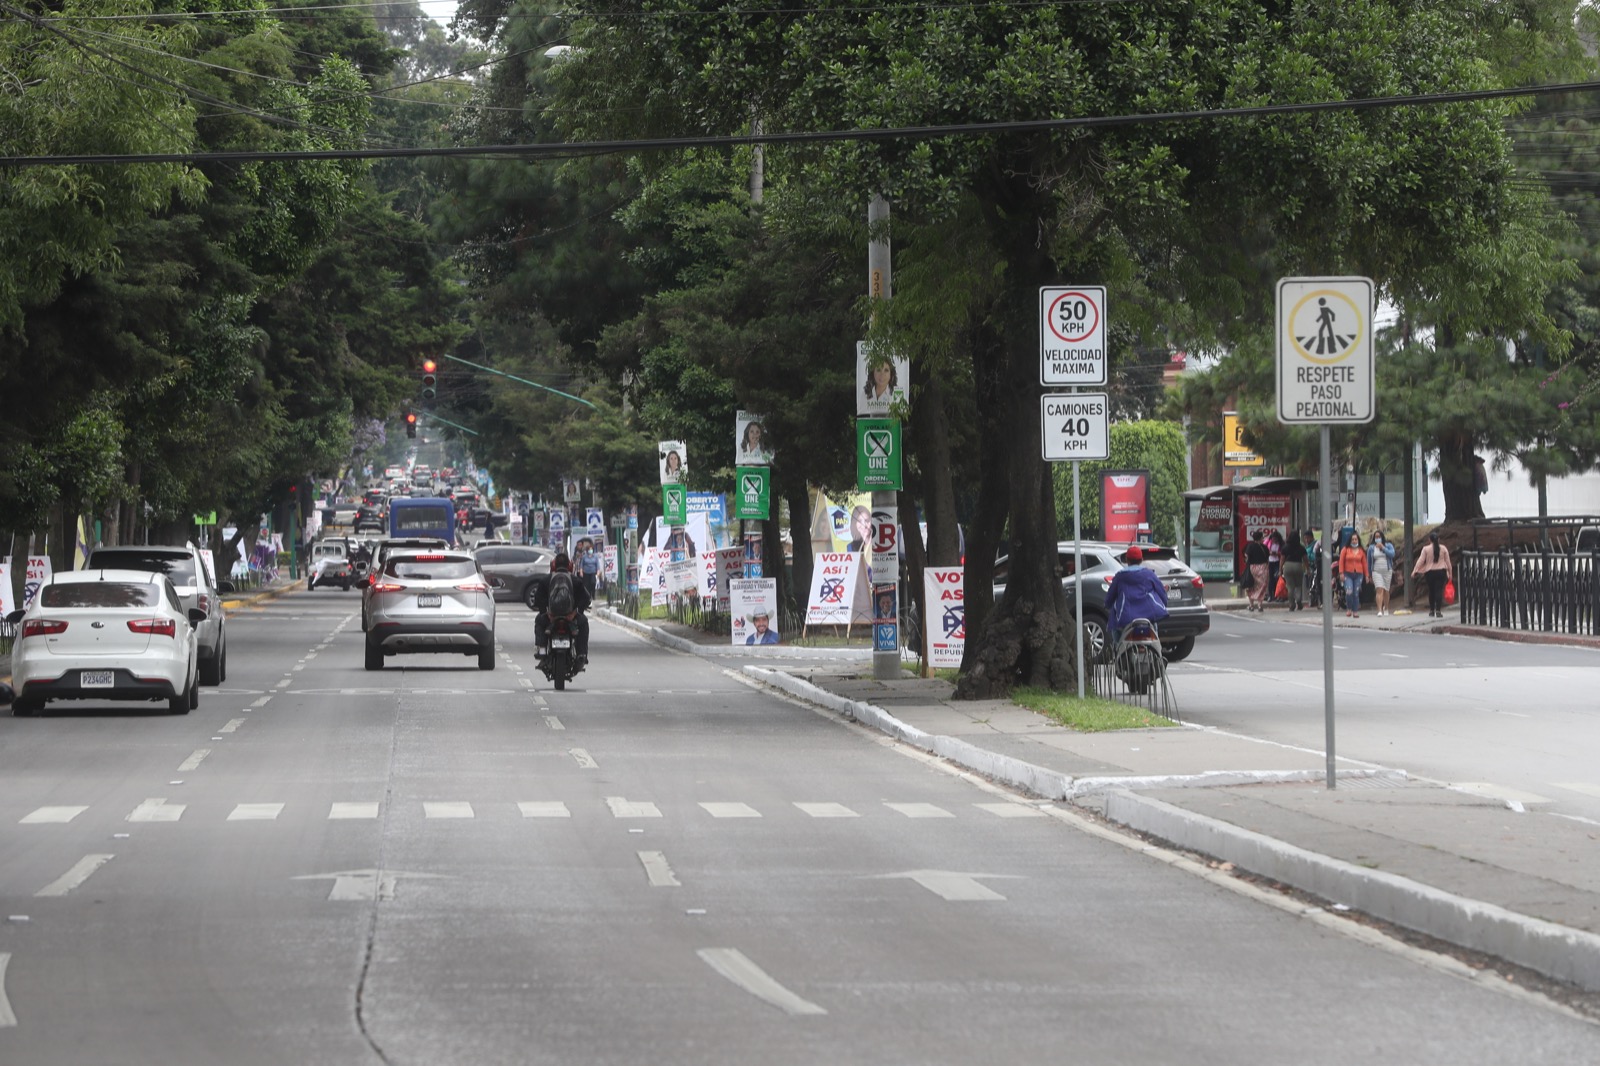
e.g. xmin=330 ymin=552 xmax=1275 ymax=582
xmin=595 ymin=607 xmax=874 ymax=660
xmin=1103 ymin=789 xmax=1600 ymax=994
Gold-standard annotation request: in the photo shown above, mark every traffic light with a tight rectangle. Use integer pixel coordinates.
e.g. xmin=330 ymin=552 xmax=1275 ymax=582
xmin=421 ymin=359 xmax=437 ymax=403
xmin=404 ymin=410 xmax=417 ymax=438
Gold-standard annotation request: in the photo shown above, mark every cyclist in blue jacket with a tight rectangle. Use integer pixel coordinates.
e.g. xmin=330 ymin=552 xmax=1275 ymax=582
xmin=1106 ymin=546 xmax=1170 ymax=640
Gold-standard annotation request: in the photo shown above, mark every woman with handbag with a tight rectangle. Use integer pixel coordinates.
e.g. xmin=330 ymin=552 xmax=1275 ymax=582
xmin=1243 ymin=530 xmax=1271 ymax=612
xmin=1368 ymin=531 xmax=1397 ymax=616
xmin=1411 ymin=531 xmax=1454 ymax=618
xmin=1338 ymin=532 xmax=1370 ymax=618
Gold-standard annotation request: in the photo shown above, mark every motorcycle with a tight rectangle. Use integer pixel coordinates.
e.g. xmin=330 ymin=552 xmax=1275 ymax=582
xmin=538 ymin=611 xmax=584 ymax=691
xmin=1112 ymin=619 xmax=1164 ymax=696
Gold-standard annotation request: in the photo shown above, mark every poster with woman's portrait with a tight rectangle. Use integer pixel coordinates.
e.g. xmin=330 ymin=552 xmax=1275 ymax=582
xmin=856 ymin=341 xmax=909 ymax=416
xmin=735 ymin=411 xmax=772 ymax=465
xmin=658 ymin=440 xmax=687 ymax=484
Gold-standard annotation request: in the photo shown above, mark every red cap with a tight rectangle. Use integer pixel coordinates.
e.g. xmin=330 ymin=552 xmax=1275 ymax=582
xmin=1125 ymin=545 xmax=1143 ymax=562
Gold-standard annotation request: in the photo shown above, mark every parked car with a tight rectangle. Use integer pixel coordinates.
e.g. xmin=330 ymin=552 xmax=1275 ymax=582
xmin=5 ymin=569 xmax=206 ymax=716
xmin=84 ymin=542 xmax=232 ymax=684
xmin=993 ymin=542 xmax=1209 ymax=663
xmin=473 ymin=543 xmax=555 ymax=606
xmin=365 ymin=549 xmax=496 ymax=670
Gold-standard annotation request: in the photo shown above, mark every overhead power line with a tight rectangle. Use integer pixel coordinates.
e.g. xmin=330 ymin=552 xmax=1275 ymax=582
xmin=5 ymin=77 xmax=1598 ymax=169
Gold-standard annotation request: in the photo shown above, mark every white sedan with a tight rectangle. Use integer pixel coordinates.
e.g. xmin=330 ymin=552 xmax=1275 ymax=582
xmin=5 ymin=569 xmax=206 ymax=717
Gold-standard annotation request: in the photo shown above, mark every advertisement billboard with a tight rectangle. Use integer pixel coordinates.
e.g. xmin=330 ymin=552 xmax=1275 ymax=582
xmin=1100 ymin=470 xmax=1150 ymax=543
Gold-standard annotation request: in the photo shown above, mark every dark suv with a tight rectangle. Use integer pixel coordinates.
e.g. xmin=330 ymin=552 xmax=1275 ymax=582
xmin=84 ymin=543 xmax=233 ymax=684
xmin=993 ymin=542 xmax=1210 ymax=663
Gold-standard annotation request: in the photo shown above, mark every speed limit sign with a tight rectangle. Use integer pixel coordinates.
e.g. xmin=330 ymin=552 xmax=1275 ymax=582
xmin=1040 ymin=286 xmax=1107 ymax=385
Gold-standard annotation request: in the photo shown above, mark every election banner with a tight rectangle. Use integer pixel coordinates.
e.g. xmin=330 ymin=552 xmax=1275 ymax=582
xmin=805 ymin=552 xmax=861 ymax=626
xmin=603 ymin=545 xmax=619 ymax=582
xmin=869 ymin=505 xmax=898 ymax=586
xmin=0 ymin=561 xmax=12 ymax=616
xmin=664 ymin=554 xmax=698 ymax=595
xmin=730 ymin=578 xmax=779 ymax=646
xmin=735 ymin=411 xmax=773 ymax=465
xmin=713 ymin=548 xmax=742 ymax=612
xmin=24 ymin=555 xmax=51 ymax=610
xmin=586 ymin=508 xmax=605 ymax=541
xmin=659 ymin=440 xmax=688 ymax=484
xmin=922 ymin=567 xmax=966 ymax=669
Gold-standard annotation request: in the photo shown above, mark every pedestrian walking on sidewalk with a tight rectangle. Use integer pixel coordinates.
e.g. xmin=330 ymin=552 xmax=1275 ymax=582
xmin=1282 ymin=530 xmax=1307 ymax=611
xmin=1266 ymin=529 xmax=1283 ymax=602
xmin=1412 ymin=531 xmax=1454 ymax=617
xmin=1244 ymin=530 xmax=1270 ymax=612
xmin=1304 ymin=529 xmax=1323 ymax=608
xmin=1338 ymin=532 xmax=1370 ymax=617
xmin=1368 ymin=531 xmax=1397 ymax=616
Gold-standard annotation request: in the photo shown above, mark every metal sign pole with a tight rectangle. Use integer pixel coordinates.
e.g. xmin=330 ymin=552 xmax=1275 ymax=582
xmin=1074 ymin=459 xmax=1085 ymax=699
xmin=1321 ymin=424 xmax=1337 ymax=789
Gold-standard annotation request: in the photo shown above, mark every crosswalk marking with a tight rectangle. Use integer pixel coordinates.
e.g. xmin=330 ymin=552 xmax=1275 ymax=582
xmin=20 ymin=806 xmax=88 ymax=824
xmin=638 ymin=850 xmax=680 ymax=887
xmin=127 ymin=798 xmax=184 ymax=823
xmin=518 ymin=801 xmax=571 ymax=818
xmin=35 ymin=854 xmax=114 ymax=898
xmin=885 ymin=802 xmax=953 ymax=819
xmin=974 ymin=803 xmax=1047 ymax=818
xmin=424 ymin=802 xmax=475 ymax=819
xmin=227 ymin=803 xmax=284 ymax=821
xmin=700 ymin=802 xmax=761 ymax=818
xmin=606 ymin=797 xmax=661 ymax=818
xmin=794 ymin=802 xmax=858 ymax=818
xmin=329 ymin=802 xmax=380 ymax=820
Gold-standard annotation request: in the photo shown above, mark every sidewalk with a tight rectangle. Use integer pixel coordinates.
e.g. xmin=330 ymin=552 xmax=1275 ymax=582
xmin=601 ymin=607 xmax=1600 ymax=999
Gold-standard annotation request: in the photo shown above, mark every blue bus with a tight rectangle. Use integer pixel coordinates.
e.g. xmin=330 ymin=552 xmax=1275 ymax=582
xmin=388 ymin=497 xmax=457 ymax=546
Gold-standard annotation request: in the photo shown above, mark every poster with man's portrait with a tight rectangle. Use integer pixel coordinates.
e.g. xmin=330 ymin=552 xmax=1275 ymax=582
xmin=856 ymin=341 xmax=909 ymax=416
xmin=735 ymin=411 xmax=773 ymax=465
xmin=658 ymin=440 xmax=688 ymax=484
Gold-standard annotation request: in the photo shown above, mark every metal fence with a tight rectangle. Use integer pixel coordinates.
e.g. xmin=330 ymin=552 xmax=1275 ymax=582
xmin=1460 ymin=549 xmax=1600 ymax=636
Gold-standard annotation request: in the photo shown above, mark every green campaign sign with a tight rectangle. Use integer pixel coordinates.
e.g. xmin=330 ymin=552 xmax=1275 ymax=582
xmin=856 ymin=419 xmax=902 ymax=491
xmin=662 ymin=483 xmax=687 ymax=525
xmin=734 ymin=467 xmax=770 ymax=520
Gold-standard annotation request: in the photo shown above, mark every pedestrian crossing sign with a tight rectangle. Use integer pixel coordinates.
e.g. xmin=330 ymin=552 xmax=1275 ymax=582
xmin=1276 ymin=277 xmax=1374 ymax=425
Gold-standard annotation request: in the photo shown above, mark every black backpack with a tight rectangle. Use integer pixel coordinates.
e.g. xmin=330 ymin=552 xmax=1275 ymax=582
xmin=547 ymin=572 xmax=575 ymax=617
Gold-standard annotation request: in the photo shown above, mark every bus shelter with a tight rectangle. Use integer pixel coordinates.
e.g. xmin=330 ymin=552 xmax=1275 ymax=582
xmin=1182 ymin=476 xmax=1320 ymax=583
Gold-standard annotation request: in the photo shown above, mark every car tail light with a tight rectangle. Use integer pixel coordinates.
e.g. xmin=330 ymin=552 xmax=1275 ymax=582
xmin=21 ymin=619 xmax=68 ymax=638
xmin=1191 ymin=576 xmax=1205 ymax=591
xmin=372 ymin=582 xmax=406 ymax=594
xmin=455 ymin=581 xmax=488 ymax=592
xmin=196 ymin=593 xmax=211 ymax=614
xmin=128 ymin=618 xmax=178 ymax=638
xmin=414 ymin=554 xmax=447 ymax=561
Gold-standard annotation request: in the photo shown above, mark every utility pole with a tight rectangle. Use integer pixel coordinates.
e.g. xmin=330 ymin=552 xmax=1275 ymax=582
xmin=868 ymin=195 xmax=899 ymax=681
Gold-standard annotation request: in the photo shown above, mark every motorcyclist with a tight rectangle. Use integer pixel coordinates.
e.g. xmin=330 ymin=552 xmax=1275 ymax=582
xmin=533 ymin=552 xmax=592 ymax=665
xmin=1105 ymin=545 xmax=1169 ymax=648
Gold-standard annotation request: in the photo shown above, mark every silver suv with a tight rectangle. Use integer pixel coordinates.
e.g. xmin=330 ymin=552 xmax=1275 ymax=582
xmin=364 ymin=549 xmax=496 ymax=671
xmin=83 ymin=542 xmax=232 ymax=684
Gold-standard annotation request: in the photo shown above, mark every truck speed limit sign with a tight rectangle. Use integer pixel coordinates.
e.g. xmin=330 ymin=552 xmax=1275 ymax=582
xmin=1040 ymin=286 xmax=1107 ymax=385
xmin=1040 ymin=392 xmax=1110 ymax=461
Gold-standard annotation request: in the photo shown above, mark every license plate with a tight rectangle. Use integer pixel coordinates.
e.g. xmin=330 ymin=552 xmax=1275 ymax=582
xmin=416 ymin=593 xmax=442 ymax=608
xmin=551 ymin=638 xmax=571 ymax=649
xmin=81 ymin=670 xmax=114 ymax=688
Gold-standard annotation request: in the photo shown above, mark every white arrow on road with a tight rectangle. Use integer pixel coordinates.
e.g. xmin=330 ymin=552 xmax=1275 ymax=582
xmin=871 ymin=870 xmax=1019 ymax=901
xmin=292 ymin=868 xmax=450 ymax=902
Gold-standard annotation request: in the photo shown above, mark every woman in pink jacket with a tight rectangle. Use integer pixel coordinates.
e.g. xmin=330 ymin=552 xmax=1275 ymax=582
xmin=1412 ymin=531 xmax=1454 ymax=617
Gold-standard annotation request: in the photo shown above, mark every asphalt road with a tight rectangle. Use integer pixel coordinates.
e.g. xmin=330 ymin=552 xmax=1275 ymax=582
xmin=1172 ymin=609 xmax=1600 ymax=820
xmin=1 ymin=591 xmax=1596 ymax=1063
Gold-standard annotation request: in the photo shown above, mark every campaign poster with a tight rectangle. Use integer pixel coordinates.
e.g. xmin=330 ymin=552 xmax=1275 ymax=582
xmin=923 ymin=567 xmax=966 ymax=668
xmin=742 ymin=529 xmax=764 ymax=578
xmin=805 ymin=552 xmax=861 ymax=626
xmin=548 ymin=508 xmax=567 ymax=550
xmin=563 ymin=478 xmax=582 ymax=503
xmin=603 ymin=545 xmax=619 ymax=582
xmin=869 ymin=505 xmax=898 ymax=586
xmin=735 ymin=411 xmax=773 ymax=465
xmin=1100 ymin=470 xmax=1151 ymax=544
xmin=586 ymin=508 xmax=605 ymax=541
xmin=639 ymin=548 xmax=664 ymax=604
xmin=856 ymin=341 xmax=910 ymax=416
xmin=730 ymin=578 xmax=779 ymax=646
xmin=659 ymin=440 xmax=688 ymax=484
xmin=1235 ymin=494 xmax=1292 ymax=575
xmin=713 ymin=548 xmax=743 ymax=612
xmin=24 ymin=555 xmax=51 ymax=610
xmin=626 ymin=504 xmax=638 ymax=531
xmin=664 ymin=554 xmax=698 ymax=595
xmin=0 ymin=561 xmax=12 ymax=616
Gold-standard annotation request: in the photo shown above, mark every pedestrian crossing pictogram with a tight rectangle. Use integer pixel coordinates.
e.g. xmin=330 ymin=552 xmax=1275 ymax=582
xmin=1294 ymin=296 xmax=1358 ymax=357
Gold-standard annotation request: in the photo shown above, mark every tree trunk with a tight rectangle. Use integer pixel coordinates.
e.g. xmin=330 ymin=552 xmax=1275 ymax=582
xmin=782 ymin=477 xmax=812 ymax=621
xmin=1437 ymin=431 xmax=1485 ymax=524
xmin=958 ymin=320 xmax=1010 ymax=675
xmin=914 ymin=373 xmax=961 ymax=567
xmin=957 ymin=296 xmax=1075 ymax=698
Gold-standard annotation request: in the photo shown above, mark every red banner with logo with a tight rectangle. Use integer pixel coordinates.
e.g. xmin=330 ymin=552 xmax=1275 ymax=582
xmin=1234 ymin=494 xmax=1292 ymax=574
xmin=1100 ymin=470 xmax=1151 ymax=543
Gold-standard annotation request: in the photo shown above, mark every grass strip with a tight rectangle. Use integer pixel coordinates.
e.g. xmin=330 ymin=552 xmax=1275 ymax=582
xmin=1012 ymin=686 xmax=1179 ymax=732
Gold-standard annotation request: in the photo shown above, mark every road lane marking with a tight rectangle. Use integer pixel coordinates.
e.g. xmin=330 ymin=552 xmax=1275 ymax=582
xmin=292 ymin=868 xmax=448 ymax=902
xmin=274 ymin=679 xmax=291 ymax=688
xmin=606 ymin=797 xmax=661 ymax=818
xmin=518 ymin=802 xmax=570 ymax=818
xmin=1554 ymin=782 xmax=1600 ymax=799
xmin=0 ymin=953 xmax=15 ymax=1027
xmin=700 ymin=802 xmax=760 ymax=818
xmin=35 ymin=854 xmax=114 ymax=898
xmin=544 ymin=715 xmax=564 ymax=730
xmin=329 ymin=802 xmax=380 ymax=820
xmin=885 ymin=802 xmax=953 ymax=819
xmin=697 ymin=948 xmax=826 ymax=1016
xmin=873 ymin=869 xmax=1015 ymax=901
xmin=1380 ymin=653 xmax=1408 ymax=659
xmin=974 ymin=803 xmax=1047 ymax=818
xmin=424 ymin=802 xmax=475 ymax=819
xmin=127 ymin=798 xmax=184 ymax=822
xmin=570 ymin=748 xmax=598 ymax=769
xmin=20 ymin=806 xmax=88 ymax=824
xmin=228 ymin=803 xmax=284 ymax=821
xmin=177 ymin=749 xmax=211 ymax=772
xmin=638 ymin=851 xmax=680 ymax=886
xmin=219 ymin=718 xmax=246 ymax=733
xmin=251 ymin=696 xmax=273 ymax=707
xmin=1271 ymin=638 xmax=1295 ymax=644
xmin=794 ymin=802 xmax=858 ymax=818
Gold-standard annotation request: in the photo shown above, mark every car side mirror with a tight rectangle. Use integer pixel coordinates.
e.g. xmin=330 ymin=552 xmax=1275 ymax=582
xmin=488 ymin=576 xmax=505 ymax=589
xmin=188 ymin=608 xmax=208 ymax=626
xmin=4 ymin=609 xmax=24 ymax=626
xmin=216 ymin=579 xmax=235 ymax=595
